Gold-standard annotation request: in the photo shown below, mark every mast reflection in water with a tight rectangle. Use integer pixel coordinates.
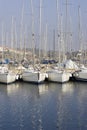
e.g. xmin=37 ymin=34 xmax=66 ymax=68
xmin=0 ymin=81 xmax=87 ymax=130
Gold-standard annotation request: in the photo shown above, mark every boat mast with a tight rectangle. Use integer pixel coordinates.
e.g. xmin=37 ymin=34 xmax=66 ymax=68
xmin=69 ymin=15 xmax=73 ymax=53
xmin=23 ymin=26 xmax=26 ymax=59
xmin=14 ymin=20 xmax=17 ymax=61
xmin=20 ymin=2 xmax=24 ymax=62
xmin=44 ymin=23 xmax=48 ymax=58
xmin=60 ymin=14 xmax=62 ymax=63
xmin=11 ymin=16 xmax=15 ymax=61
xmin=11 ymin=16 xmax=14 ymax=52
xmin=53 ymin=29 xmax=55 ymax=60
xmin=78 ymin=5 xmax=82 ymax=64
xmin=65 ymin=0 xmax=68 ymax=60
xmin=31 ymin=0 xmax=35 ymax=68
xmin=1 ymin=22 xmax=4 ymax=62
xmin=39 ymin=0 xmax=42 ymax=63
xmin=56 ymin=0 xmax=60 ymax=63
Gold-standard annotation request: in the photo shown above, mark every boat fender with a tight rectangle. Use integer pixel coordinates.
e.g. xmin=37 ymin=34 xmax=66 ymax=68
xmin=73 ymin=72 xmax=79 ymax=77
xmin=16 ymin=75 xmax=19 ymax=80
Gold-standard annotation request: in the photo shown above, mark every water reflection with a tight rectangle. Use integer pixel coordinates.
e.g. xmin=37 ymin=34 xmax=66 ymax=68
xmin=0 ymin=82 xmax=49 ymax=100
xmin=7 ymin=83 xmax=19 ymax=95
xmin=0 ymin=81 xmax=87 ymax=129
xmin=38 ymin=83 xmax=48 ymax=95
xmin=62 ymin=82 xmax=74 ymax=94
xmin=56 ymin=82 xmax=87 ymax=130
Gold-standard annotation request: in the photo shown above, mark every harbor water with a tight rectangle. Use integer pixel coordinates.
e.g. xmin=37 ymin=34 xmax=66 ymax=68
xmin=0 ymin=81 xmax=87 ymax=130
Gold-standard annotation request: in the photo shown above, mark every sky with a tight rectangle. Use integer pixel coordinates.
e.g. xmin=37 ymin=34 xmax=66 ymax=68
xmin=0 ymin=0 xmax=87 ymax=52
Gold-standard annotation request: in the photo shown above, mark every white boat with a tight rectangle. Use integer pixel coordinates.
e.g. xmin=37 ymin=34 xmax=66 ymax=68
xmin=72 ymin=6 xmax=87 ymax=82
xmin=73 ymin=65 xmax=87 ymax=81
xmin=0 ymin=66 xmax=17 ymax=84
xmin=22 ymin=69 xmax=46 ymax=83
xmin=46 ymin=1 xmax=71 ymax=83
xmin=22 ymin=0 xmax=47 ymax=84
xmin=47 ymin=69 xmax=71 ymax=83
xmin=63 ymin=59 xmax=79 ymax=72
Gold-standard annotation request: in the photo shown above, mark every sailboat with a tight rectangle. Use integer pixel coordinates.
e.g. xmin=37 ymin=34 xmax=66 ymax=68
xmin=0 ymin=22 xmax=17 ymax=84
xmin=72 ymin=6 xmax=87 ymax=82
xmin=22 ymin=68 xmax=46 ymax=83
xmin=72 ymin=65 xmax=87 ymax=81
xmin=47 ymin=0 xmax=71 ymax=83
xmin=0 ymin=65 xmax=17 ymax=84
xmin=22 ymin=0 xmax=46 ymax=83
xmin=47 ymin=69 xmax=71 ymax=83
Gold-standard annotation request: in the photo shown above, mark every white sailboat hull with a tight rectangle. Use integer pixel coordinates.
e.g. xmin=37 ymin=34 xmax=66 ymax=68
xmin=47 ymin=70 xmax=70 ymax=83
xmin=0 ymin=72 xmax=16 ymax=84
xmin=22 ymin=71 xmax=46 ymax=83
xmin=73 ymin=70 xmax=87 ymax=81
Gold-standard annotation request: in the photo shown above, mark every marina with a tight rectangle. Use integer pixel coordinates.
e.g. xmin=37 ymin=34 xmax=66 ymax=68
xmin=0 ymin=0 xmax=87 ymax=84
xmin=0 ymin=0 xmax=87 ymax=129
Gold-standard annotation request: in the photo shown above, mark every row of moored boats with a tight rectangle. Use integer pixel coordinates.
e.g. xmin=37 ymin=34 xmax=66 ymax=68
xmin=0 ymin=59 xmax=87 ymax=84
